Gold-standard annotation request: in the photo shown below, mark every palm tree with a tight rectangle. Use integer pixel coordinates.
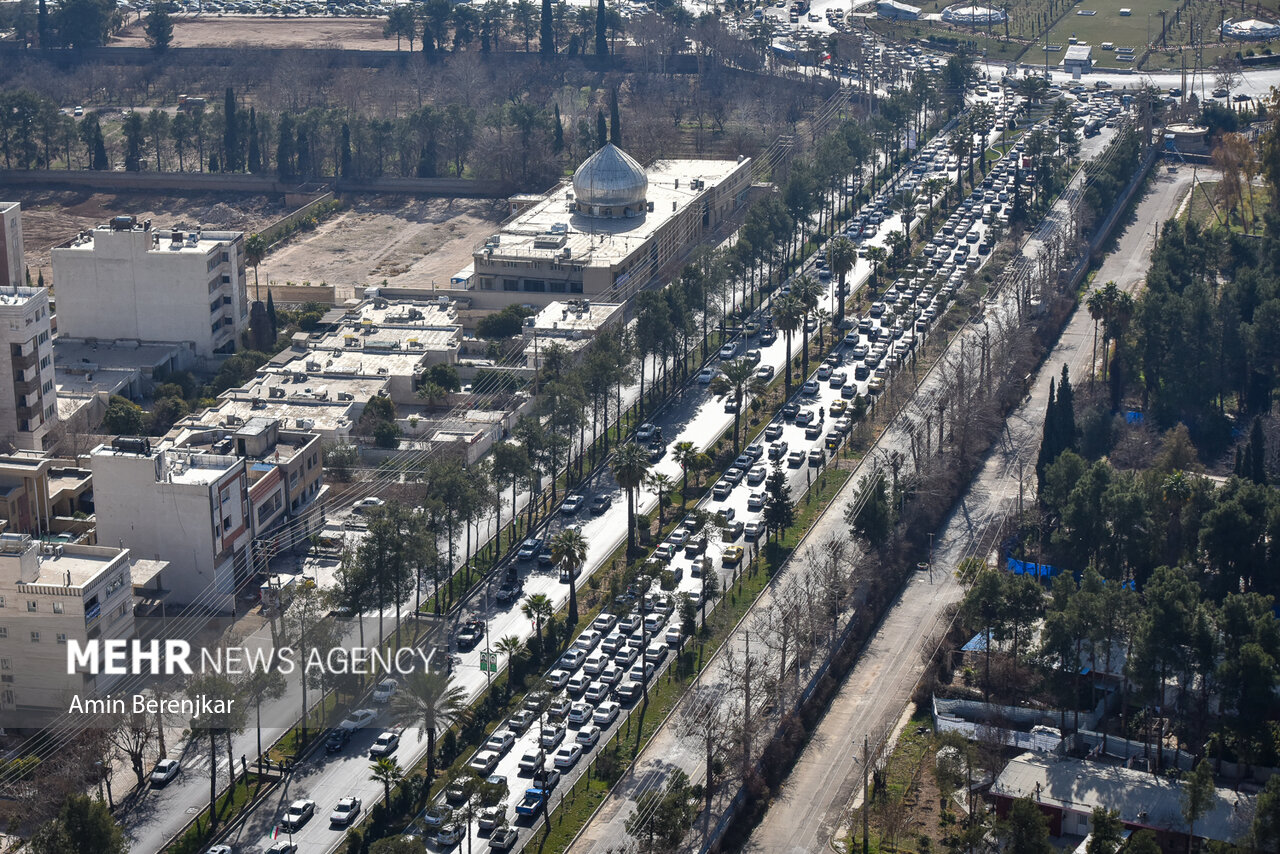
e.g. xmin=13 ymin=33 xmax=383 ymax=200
xmin=827 ymin=236 xmax=856 ymax=324
xmin=814 ymin=308 xmax=832 ymax=352
xmin=521 ymin=592 xmax=554 ymax=659
xmin=1086 ymin=287 xmax=1106 ymax=384
xmin=672 ymin=441 xmax=697 ymax=511
xmin=611 ymin=441 xmax=651 ymax=555
xmin=369 ymin=756 xmax=403 ymax=805
xmin=550 ymin=527 xmax=588 ymax=627
xmin=793 ymin=275 xmax=822 ymax=378
xmin=894 ymin=189 xmax=917 ymax=245
xmin=646 ymin=471 xmax=677 ymax=524
xmin=864 ymin=246 xmax=888 ymax=292
xmin=712 ymin=358 xmax=765 ymax=454
xmin=245 ymin=233 xmax=267 ymax=300
xmin=774 ymin=292 xmax=804 ymax=396
xmin=390 ymin=669 xmax=470 ymax=789
xmin=494 ymin=634 xmax=525 ymax=700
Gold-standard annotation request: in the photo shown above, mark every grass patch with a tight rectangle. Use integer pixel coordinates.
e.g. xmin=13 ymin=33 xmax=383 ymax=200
xmin=1183 ymin=178 xmax=1269 ymax=235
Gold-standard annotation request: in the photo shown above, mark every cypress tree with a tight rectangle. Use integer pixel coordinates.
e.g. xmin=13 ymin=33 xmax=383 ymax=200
xmin=340 ymin=123 xmax=353 ymax=178
xmin=1249 ymin=418 xmax=1267 ymax=484
xmin=266 ymin=291 xmax=278 ymax=339
xmin=609 ymin=88 xmax=621 ymax=146
xmin=37 ymin=0 xmax=47 ymax=48
xmin=422 ymin=20 xmax=436 ymax=60
xmin=37 ymin=270 xmax=44 ymax=289
xmin=247 ymin=108 xmax=261 ymax=174
xmin=595 ymin=0 xmax=608 ymax=57
xmin=553 ymin=104 xmax=564 ymax=153
xmin=276 ymin=114 xmax=295 ymax=180
xmin=1035 ymin=378 xmax=1058 ymax=489
xmin=1056 ymin=364 xmax=1076 ymax=453
xmin=295 ymin=127 xmax=310 ymax=180
xmin=596 ymin=109 xmax=607 ymax=149
xmin=91 ymin=123 xmax=108 ymax=171
xmin=223 ymin=88 xmax=240 ymax=172
xmin=539 ymin=0 xmax=554 ymax=57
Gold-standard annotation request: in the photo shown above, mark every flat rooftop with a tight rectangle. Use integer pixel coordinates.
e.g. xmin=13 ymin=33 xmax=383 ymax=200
xmin=200 ymin=398 xmax=359 ymax=436
xmin=992 ymin=752 xmax=1253 ymax=843
xmin=0 ymin=538 xmax=128 ymax=589
xmin=0 ymin=287 xmax=43 ymax=308
xmin=55 ymin=367 xmax=137 ymax=397
xmin=315 ymin=325 xmax=459 ymax=357
xmin=526 ymin=300 xmax=623 ymax=337
xmin=481 ymin=159 xmax=745 ymax=267
xmin=227 ymin=369 xmax=389 ymax=404
xmin=345 ymin=301 xmax=459 ymax=328
xmin=55 ymin=337 xmax=186 ymax=371
xmin=57 ymin=224 xmax=240 ymax=256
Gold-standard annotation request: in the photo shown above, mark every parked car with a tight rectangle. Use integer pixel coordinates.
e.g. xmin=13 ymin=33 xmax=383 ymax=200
xmin=150 ymin=758 xmax=181 ymax=786
xmin=372 ymin=677 xmax=398 ymax=703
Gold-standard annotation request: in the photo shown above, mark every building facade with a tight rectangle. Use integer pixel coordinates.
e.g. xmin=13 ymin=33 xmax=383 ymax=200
xmin=465 ymin=146 xmax=752 ymax=311
xmin=90 ymin=438 xmax=251 ymax=614
xmin=0 ymin=287 xmax=59 ymax=451
xmin=51 ymin=218 xmax=249 ymax=359
xmin=0 ymin=203 xmax=23 ymax=289
xmin=0 ymin=533 xmax=136 ymax=722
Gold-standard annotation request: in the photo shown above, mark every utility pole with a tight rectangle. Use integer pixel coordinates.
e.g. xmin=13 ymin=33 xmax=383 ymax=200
xmin=862 ymin=734 xmax=870 ymax=854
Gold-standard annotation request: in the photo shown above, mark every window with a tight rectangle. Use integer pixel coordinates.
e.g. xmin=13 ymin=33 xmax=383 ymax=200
xmin=29 ymin=631 xmax=39 ymax=643
xmin=42 ymin=380 xmax=53 ymax=394
xmin=0 ymin=676 xmax=12 ymax=684
xmin=570 ymin=282 xmax=584 ymax=294
xmin=549 ymin=281 xmax=567 ymax=293
xmin=211 ymin=299 xmax=222 ymax=314
xmin=221 ymin=487 xmax=231 ymax=504
xmin=209 ymin=276 xmax=221 ymax=293
xmin=1 ymin=660 xmax=10 ymax=671
xmin=38 ymin=355 xmax=50 ymax=369
xmin=2 ymin=690 xmax=13 ymax=706
xmin=26 ymin=601 xmax=36 ymax=612
xmin=52 ymin=602 xmax=63 ymax=614
xmin=38 ymin=331 xmax=49 ymax=344
xmin=523 ymin=279 xmax=546 ymax=293
xmin=0 ymin=628 xmax=7 ymax=639
xmin=223 ymin=515 xmax=233 ymax=532
xmin=56 ymin=633 xmax=67 ymax=644
xmin=503 ymin=279 xmax=519 ymax=292
xmin=0 ymin=595 xmax=7 ymax=608
xmin=207 ymin=256 xmax=220 ymax=273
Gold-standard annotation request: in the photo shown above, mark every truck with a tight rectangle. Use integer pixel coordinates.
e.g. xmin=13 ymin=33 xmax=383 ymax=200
xmin=515 ymin=788 xmax=547 ymax=818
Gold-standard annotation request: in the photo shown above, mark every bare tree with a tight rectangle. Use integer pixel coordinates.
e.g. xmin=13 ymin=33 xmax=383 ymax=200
xmin=675 ymin=685 xmax=735 ymax=839
xmin=106 ymin=709 xmax=158 ymax=790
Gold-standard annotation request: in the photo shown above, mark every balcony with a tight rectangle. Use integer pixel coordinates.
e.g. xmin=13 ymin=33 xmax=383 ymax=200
xmin=11 ymin=377 xmax=38 ymax=398
xmin=9 ymin=349 xmax=36 ymax=373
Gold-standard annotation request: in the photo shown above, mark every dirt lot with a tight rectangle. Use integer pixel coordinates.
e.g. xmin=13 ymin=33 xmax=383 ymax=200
xmin=262 ymin=196 xmax=507 ymax=301
xmin=15 ymin=190 xmax=286 ymax=285
xmin=113 ymin=15 xmax=397 ymax=50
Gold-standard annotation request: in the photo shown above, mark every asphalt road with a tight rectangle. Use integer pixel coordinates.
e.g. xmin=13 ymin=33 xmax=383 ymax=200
xmin=741 ymin=135 xmax=1195 ymax=854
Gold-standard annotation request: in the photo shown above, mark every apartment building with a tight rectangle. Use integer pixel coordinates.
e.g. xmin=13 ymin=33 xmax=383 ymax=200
xmin=168 ymin=416 xmax=327 ymax=557
xmin=0 ymin=287 xmax=58 ymax=451
xmin=90 ymin=437 xmax=250 ymax=614
xmin=0 ymin=533 xmax=136 ymax=722
xmin=0 ymin=450 xmax=93 ymax=538
xmin=0 ymin=202 xmax=22 ymax=289
xmin=51 ymin=217 xmax=249 ymax=359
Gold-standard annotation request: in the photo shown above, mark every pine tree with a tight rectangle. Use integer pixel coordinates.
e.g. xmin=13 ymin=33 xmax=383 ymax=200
xmin=1249 ymin=418 xmax=1267 ymax=484
xmin=609 ymin=88 xmax=621 ymax=146
xmin=764 ymin=462 xmax=795 ymax=540
xmin=553 ymin=104 xmax=564 ymax=153
xmin=595 ymin=0 xmax=608 ymax=57
xmin=222 ymin=88 xmax=240 ymax=172
xmin=596 ymin=109 xmax=607 ymax=148
xmin=247 ymin=108 xmax=261 ymax=174
xmin=539 ymin=0 xmax=554 ymax=57
xmin=295 ymin=127 xmax=310 ymax=180
xmin=422 ymin=19 xmax=437 ymax=59
xmin=145 ymin=3 xmax=173 ymax=53
xmin=37 ymin=0 xmax=47 ymax=48
xmin=276 ymin=114 xmax=295 ymax=180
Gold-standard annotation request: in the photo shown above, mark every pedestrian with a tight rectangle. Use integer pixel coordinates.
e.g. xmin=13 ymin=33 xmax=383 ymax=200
xmin=818 ymin=405 xmax=825 ymax=421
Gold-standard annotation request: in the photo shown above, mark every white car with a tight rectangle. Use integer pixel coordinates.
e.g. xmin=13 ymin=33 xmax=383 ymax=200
xmin=698 ymin=367 xmax=716 ymax=384
xmin=540 ymin=725 xmax=566 ymax=749
xmin=338 ymin=708 xmax=379 ymax=731
xmin=329 ymin=796 xmax=362 ymax=826
xmin=553 ymin=744 xmax=583 ymax=769
xmin=562 ymin=493 xmax=586 ymax=514
xmin=369 ymin=730 xmax=400 ymax=757
xmin=372 ymin=677 xmax=398 ymax=703
xmin=469 ymin=750 xmax=501 ymax=776
xmin=483 ymin=730 xmax=516 ymax=756
xmin=150 ymin=758 xmax=180 ymax=786
xmin=545 ymin=668 xmax=571 ymax=690
xmin=576 ymin=724 xmax=602 ymax=747
xmin=593 ymin=701 xmax=621 ymax=726
xmin=280 ymin=799 xmax=316 ymax=831
xmin=719 ymin=341 xmax=739 ymax=359
xmin=352 ymin=496 xmax=385 ymax=513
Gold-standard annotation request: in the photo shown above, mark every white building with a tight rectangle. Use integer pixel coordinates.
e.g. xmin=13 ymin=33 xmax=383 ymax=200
xmin=0 ymin=287 xmax=59 ymax=451
xmin=51 ymin=217 xmax=249 ymax=359
xmin=0 ymin=202 xmax=23 ymax=289
xmin=91 ymin=437 xmax=251 ymax=614
xmin=877 ymin=0 xmax=922 ymax=20
xmin=1064 ymin=44 xmax=1094 ymax=74
xmin=941 ymin=3 xmax=1007 ymax=24
xmin=0 ymin=533 xmax=136 ymax=722
xmin=1221 ymin=17 xmax=1280 ymax=40
xmin=461 ymin=144 xmax=752 ymax=311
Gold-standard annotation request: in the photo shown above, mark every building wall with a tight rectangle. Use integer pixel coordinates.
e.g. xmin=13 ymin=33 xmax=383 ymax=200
xmin=0 ymin=203 xmax=23 ymax=289
xmin=0 ymin=288 xmax=58 ymax=450
xmin=0 ymin=542 xmax=135 ymax=715
xmin=89 ymin=450 xmax=243 ymax=612
xmin=52 ymin=225 xmax=248 ymax=358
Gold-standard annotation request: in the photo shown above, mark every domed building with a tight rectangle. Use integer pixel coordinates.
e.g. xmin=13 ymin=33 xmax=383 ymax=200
xmin=572 ymin=144 xmax=649 ymax=218
xmin=464 ymin=144 xmax=753 ymax=311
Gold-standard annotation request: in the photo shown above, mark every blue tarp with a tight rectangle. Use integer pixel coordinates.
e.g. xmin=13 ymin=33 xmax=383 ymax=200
xmin=1006 ymin=557 xmax=1060 ymax=577
xmin=962 ymin=631 xmax=989 ymax=652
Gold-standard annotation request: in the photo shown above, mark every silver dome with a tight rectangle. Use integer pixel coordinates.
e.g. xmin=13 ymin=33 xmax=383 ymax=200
xmin=572 ymin=144 xmax=648 ymax=216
